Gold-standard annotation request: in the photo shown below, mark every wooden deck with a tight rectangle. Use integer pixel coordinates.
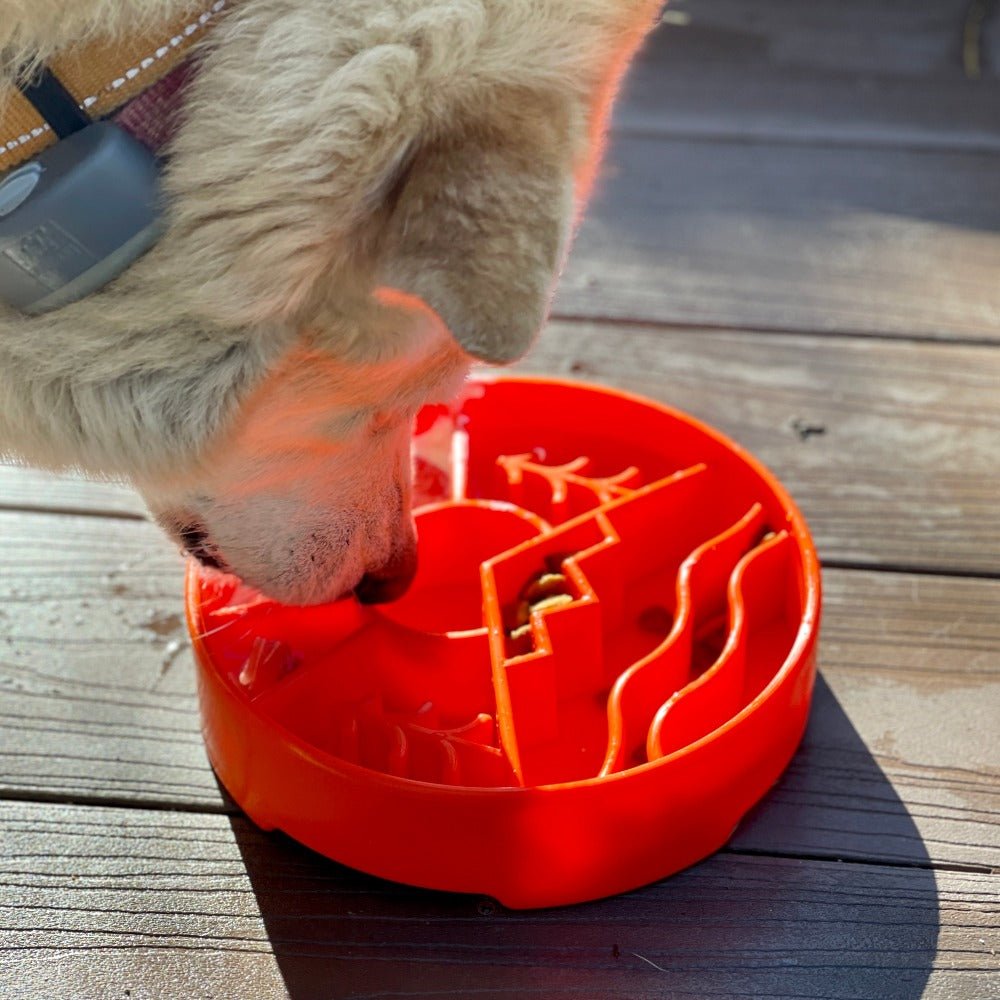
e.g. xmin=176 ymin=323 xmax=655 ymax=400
xmin=2 ymin=2 xmax=999 ymax=997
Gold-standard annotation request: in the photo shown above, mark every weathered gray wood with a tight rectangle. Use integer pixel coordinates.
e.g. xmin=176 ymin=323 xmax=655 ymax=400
xmin=556 ymin=136 xmax=1000 ymax=341
xmin=1 ymin=510 xmax=997 ymax=869
xmin=0 ymin=510 xmax=220 ymax=809
xmin=0 ymin=462 xmax=145 ymax=519
xmin=1 ymin=9 xmax=998 ymax=996
xmin=5 ymin=327 xmax=1000 ymax=573
xmin=2 ymin=799 xmax=996 ymax=1000
xmin=518 ymin=321 xmax=1000 ymax=574
xmin=616 ymin=1 xmax=1000 ymax=150
xmin=733 ymin=570 xmax=1000 ymax=870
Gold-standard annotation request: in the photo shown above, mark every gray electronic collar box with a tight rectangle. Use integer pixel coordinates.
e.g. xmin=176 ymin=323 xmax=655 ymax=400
xmin=0 ymin=122 xmax=163 ymax=314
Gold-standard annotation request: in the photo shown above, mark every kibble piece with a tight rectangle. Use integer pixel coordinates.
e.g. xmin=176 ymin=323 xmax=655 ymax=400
xmin=509 ymin=623 xmax=533 ymax=642
xmin=505 ymin=589 xmax=575 ymax=657
xmin=505 ymin=570 xmax=575 ymax=638
xmin=529 ymin=593 xmax=574 ymax=615
xmin=521 ymin=572 xmax=569 ymax=605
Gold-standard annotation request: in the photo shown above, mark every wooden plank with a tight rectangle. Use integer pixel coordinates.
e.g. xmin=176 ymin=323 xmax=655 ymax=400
xmin=0 ymin=511 xmax=221 ymax=810
xmin=733 ymin=569 xmax=1000 ymax=870
xmin=1 ymin=511 xmax=997 ymax=869
xmin=5 ymin=328 xmax=1000 ymax=574
xmin=1 ymin=800 xmax=996 ymax=1000
xmin=616 ymin=0 xmax=1000 ymax=150
xmin=518 ymin=321 xmax=1000 ymax=574
xmin=0 ymin=463 xmax=144 ymax=519
xmin=555 ymin=135 xmax=1000 ymax=341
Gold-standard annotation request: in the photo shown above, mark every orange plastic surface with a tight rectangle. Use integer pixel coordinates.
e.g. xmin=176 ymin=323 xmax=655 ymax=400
xmin=186 ymin=376 xmax=821 ymax=908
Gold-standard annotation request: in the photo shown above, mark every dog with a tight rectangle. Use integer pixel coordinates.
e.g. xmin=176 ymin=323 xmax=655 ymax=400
xmin=0 ymin=0 xmax=661 ymax=605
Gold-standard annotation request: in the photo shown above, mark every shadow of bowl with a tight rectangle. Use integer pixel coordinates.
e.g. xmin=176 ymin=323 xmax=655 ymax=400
xmin=226 ymin=672 xmax=939 ymax=999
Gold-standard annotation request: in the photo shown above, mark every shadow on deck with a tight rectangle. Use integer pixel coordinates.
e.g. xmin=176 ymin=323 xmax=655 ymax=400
xmin=227 ymin=673 xmax=940 ymax=1000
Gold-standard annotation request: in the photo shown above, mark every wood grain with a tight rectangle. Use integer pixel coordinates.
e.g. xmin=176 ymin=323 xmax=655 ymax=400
xmin=517 ymin=321 xmax=1000 ymax=574
xmin=0 ymin=463 xmax=145 ymax=519
xmin=2 ymin=799 xmax=996 ymax=1000
xmin=734 ymin=570 xmax=1000 ymax=870
xmin=1 ymin=510 xmax=997 ymax=869
xmin=0 ymin=511 xmax=221 ymax=810
xmin=555 ymin=136 xmax=1000 ymax=340
xmin=617 ymin=1 xmax=1000 ymax=150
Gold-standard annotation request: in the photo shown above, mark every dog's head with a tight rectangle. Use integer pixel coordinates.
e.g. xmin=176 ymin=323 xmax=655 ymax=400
xmin=0 ymin=0 xmax=660 ymax=606
xmin=138 ymin=292 xmax=470 ymax=606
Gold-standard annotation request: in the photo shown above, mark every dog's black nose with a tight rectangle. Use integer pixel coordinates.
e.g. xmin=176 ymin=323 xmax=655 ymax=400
xmin=355 ymin=546 xmax=418 ymax=605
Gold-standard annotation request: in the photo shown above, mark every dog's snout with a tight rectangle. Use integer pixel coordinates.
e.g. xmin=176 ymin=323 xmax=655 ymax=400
xmin=355 ymin=544 xmax=418 ymax=605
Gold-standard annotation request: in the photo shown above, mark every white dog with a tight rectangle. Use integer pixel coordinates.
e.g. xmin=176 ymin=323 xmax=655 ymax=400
xmin=0 ymin=0 xmax=661 ymax=604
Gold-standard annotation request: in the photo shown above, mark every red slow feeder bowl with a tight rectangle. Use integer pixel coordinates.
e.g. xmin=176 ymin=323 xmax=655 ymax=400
xmin=186 ymin=376 xmax=821 ymax=908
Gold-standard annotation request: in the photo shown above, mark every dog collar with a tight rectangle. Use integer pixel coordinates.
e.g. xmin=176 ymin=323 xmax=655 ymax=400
xmin=1 ymin=1 xmax=227 ymax=171
xmin=0 ymin=3 xmax=228 ymax=314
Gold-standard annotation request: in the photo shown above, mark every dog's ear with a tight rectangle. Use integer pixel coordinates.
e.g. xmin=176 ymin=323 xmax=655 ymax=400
xmin=377 ymin=100 xmax=577 ymax=364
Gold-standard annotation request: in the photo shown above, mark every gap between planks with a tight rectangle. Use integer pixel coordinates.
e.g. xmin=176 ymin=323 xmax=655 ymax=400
xmin=0 ymin=786 xmax=993 ymax=877
xmin=549 ymin=311 xmax=1000 ymax=351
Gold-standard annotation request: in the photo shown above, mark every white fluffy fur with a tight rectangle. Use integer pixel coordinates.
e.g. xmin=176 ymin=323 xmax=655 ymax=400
xmin=0 ymin=0 xmax=661 ymax=602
